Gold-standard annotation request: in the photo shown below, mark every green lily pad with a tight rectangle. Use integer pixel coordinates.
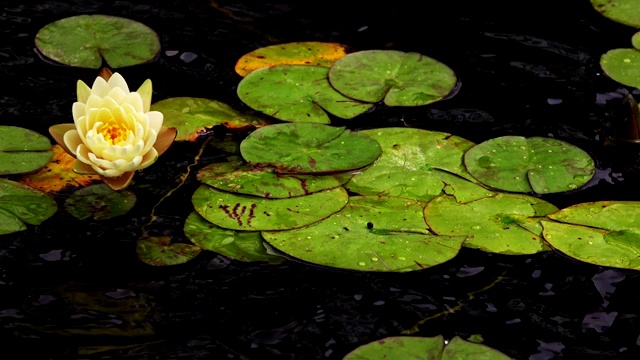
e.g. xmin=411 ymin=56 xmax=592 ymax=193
xmin=197 ymin=159 xmax=346 ymax=198
xmin=632 ymin=32 xmax=640 ymax=50
xmin=0 ymin=179 xmax=57 ymax=235
xmin=541 ymin=201 xmax=640 ymax=269
xmin=64 ymin=184 xmax=136 ymax=220
xmin=235 ymin=41 xmax=349 ymax=76
xmin=35 ymin=15 xmax=160 ymax=69
xmin=425 ymin=193 xmax=557 ymax=255
xmin=237 ymin=65 xmax=373 ymax=123
xmin=328 ymin=50 xmax=457 ymax=106
xmin=192 ymin=185 xmax=348 ymax=231
xmin=346 ymin=128 xmax=494 ymax=203
xmin=240 ymin=123 xmax=381 ymax=174
xmin=464 ymin=136 xmax=595 ymax=194
xmin=136 ymin=236 xmax=202 ymax=266
xmin=262 ymin=196 xmax=466 ymax=272
xmin=0 ymin=126 xmax=52 ymax=175
xmin=591 ymin=0 xmax=640 ymax=28
xmin=600 ymin=48 xmax=640 ymax=88
xmin=343 ymin=335 xmax=510 ymax=360
xmin=150 ymin=97 xmax=270 ymax=141
xmin=184 ymin=212 xmax=285 ymax=263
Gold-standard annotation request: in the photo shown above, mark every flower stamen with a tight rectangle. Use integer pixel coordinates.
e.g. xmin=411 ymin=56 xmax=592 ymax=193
xmin=99 ymin=119 xmax=129 ymax=145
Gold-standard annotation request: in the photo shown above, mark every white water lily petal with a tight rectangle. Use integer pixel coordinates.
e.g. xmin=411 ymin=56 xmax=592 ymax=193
xmin=147 ymin=111 xmax=163 ymax=134
xmin=137 ymin=79 xmax=152 ymax=112
xmin=107 ymin=73 xmax=130 ymax=93
xmin=138 ymin=147 xmax=159 ymax=169
xmin=63 ymin=130 xmax=83 ymax=156
xmin=77 ymin=80 xmax=91 ymax=103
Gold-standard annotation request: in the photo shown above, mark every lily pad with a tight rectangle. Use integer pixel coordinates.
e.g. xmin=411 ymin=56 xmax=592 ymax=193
xmin=136 ymin=236 xmax=202 ymax=266
xmin=17 ymin=145 xmax=101 ymax=193
xmin=64 ymin=184 xmax=136 ymax=220
xmin=150 ymin=97 xmax=270 ymax=141
xmin=197 ymin=159 xmax=346 ymax=198
xmin=0 ymin=126 xmax=52 ymax=175
xmin=192 ymin=185 xmax=348 ymax=231
xmin=35 ymin=15 xmax=160 ymax=69
xmin=464 ymin=136 xmax=595 ymax=194
xmin=328 ymin=50 xmax=458 ymax=106
xmin=591 ymin=0 xmax=640 ymax=28
xmin=240 ymin=123 xmax=382 ymax=174
xmin=235 ymin=41 xmax=349 ymax=76
xmin=600 ymin=48 xmax=640 ymax=88
xmin=262 ymin=196 xmax=466 ymax=272
xmin=633 ymin=32 xmax=640 ymax=50
xmin=0 ymin=179 xmax=57 ymax=235
xmin=541 ymin=201 xmax=640 ymax=269
xmin=346 ymin=128 xmax=494 ymax=203
xmin=343 ymin=335 xmax=510 ymax=360
xmin=184 ymin=212 xmax=285 ymax=263
xmin=424 ymin=193 xmax=557 ymax=255
xmin=237 ymin=65 xmax=373 ymax=123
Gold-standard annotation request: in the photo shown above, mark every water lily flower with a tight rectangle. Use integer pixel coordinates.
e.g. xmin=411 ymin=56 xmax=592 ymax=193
xmin=50 ymin=69 xmax=176 ymax=190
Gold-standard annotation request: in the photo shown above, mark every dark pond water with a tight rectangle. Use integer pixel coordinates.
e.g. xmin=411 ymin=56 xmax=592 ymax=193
xmin=2 ymin=1 xmax=640 ymax=359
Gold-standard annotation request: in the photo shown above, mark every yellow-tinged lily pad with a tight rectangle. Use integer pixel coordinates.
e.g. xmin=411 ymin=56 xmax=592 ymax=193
xmin=184 ymin=212 xmax=285 ymax=263
xmin=542 ymin=201 xmax=640 ymax=270
xmin=0 ymin=179 xmax=57 ymax=235
xmin=237 ymin=65 xmax=373 ymax=123
xmin=0 ymin=126 xmax=52 ymax=175
xmin=235 ymin=41 xmax=349 ymax=76
xmin=150 ymin=97 xmax=270 ymax=141
xmin=424 ymin=193 xmax=557 ymax=255
xmin=35 ymin=15 xmax=160 ymax=69
xmin=262 ymin=195 xmax=465 ymax=272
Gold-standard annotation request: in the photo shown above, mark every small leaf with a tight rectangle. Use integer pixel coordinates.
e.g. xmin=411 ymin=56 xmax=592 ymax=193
xmin=136 ymin=236 xmax=202 ymax=266
xmin=192 ymin=185 xmax=349 ymax=231
xmin=184 ymin=212 xmax=285 ymax=263
xmin=0 ymin=179 xmax=57 ymax=235
xmin=150 ymin=97 xmax=270 ymax=141
xmin=64 ymin=184 xmax=136 ymax=220
xmin=328 ymin=50 xmax=458 ymax=106
xmin=237 ymin=65 xmax=373 ymax=123
xmin=35 ymin=15 xmax=160 ymax=68
xmin=600 ymin=48 xmax=640 ymax=88
xmin=263 ymin=196 xmax=465 ymax=272
xmin=240 ymin=123 xmax=381 ymax=174
xmin=464 ymin=136 xmax=595 ymax=194
xmin=235 ymin=41 xmax=349 ymax=76
xmin=0 ymin=126 xmax=52 ymax=175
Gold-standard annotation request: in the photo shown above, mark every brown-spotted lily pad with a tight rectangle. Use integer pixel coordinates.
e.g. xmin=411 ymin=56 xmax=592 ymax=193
xmin=591 ymin=0 xmax=640 ymax=28
xmin=328 ymin=50 xmax=458 ymax=106
xmin=240 ymin=123 xmax=381 ymax=174
xmin=64 ymin=184 xmax=136 ymax=220
xmin=262 ymin=196 xmax=466 ymax=272
xmin=425 ymin=193 xmax=557 ymax=255
xmin=464 ymin=136 xmax=595 ymax=194
xmin=136 ymin=236 xmax=202 ymax=266
xmin=237 ymin=65 xmax=373 ymax=123
xmin=192 ymin=185 xmax=348 ymax=231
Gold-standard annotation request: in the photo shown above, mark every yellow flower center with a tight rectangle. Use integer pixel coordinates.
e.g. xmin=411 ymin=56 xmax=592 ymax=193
xmin=98 ymin=119 xmax=129 ymax=145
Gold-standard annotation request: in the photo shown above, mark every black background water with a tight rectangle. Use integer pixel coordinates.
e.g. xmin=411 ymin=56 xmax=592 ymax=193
xmin=1 ymin=1 xmax=640 ymax=359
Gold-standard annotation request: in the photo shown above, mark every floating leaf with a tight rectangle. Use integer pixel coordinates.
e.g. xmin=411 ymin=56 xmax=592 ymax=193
xmin=192 ymin=185 xmax=348 ymax=231
xmin=64 ymin=184 xmax=136 ymax=220
xmin=464 ymin=136 xmax=595 ymax=194
xmin=343 ymin=335 xmax=510 ymax=360
xmin=136 ymin=236 xmax=202 ymax=266
xmin=328 ymin=50 xmax=457 ymax=106
xmin=425 ymin=194 xmax=557 ymax=255
xmin=633 ymin=32 xmax=640 ymax=50
xmin=0 ymin=126 xmax=52 ymax=175
xmin=150 ymin=97 xmax=270 ymax=141
xmin=184 ymin=212 xmax=285 ymax=263
xmin=541 ymin=201 xmax=640 ymax=270
xmin=591 ymin=0 xmax=640 ymax=28
xmin=197 ymin=159 xmax=346 ymax=198
xmin=263 ymin=195 xmax=465 ymax=272
xmin=235 ymin=41 xmax=349 ymax=76
xmin=346 ymin=128 xmax=494 ymax=203
xmin=35 ymin=15 xmax=160 ymax=68
xmin=240 ymin=123 xmax=381 ymax=174
xmin=237 ymin=65 xmax=373 ymax=123
xmin=0 ymin=179 xmax=57 ymax=235
xmin=17 ymin=145 xmax=100 ymax=193
xmin=600 ymin=48 xmax=640 ymax=88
